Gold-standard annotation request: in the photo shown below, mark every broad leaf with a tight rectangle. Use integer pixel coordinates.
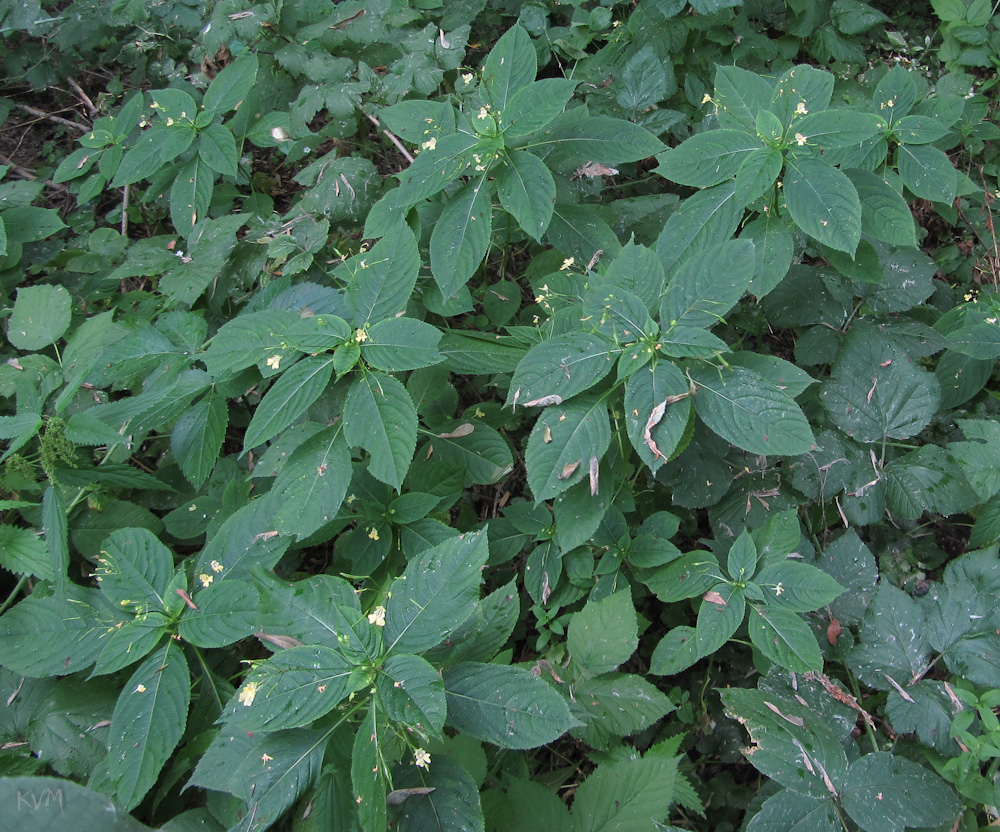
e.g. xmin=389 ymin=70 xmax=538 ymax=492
xmin=171 ymin=388 xmax=228 ymax=489
xmin=571 ymin=752 xmax=681 ymax=832
xmin=496 ymin=149 xmax=556 ymax=241
xmin=567 ymin=590 xmax=638 ymax=677
xmin=376 ymin=654 xmax=446 ymax=740
xmin=343 ymin=372 xmax=417 ymax=490
xmin=748 ymin=606 xmax=823 ymax=672
xmin=506 ymin=333 xmax=615 ymax=407
xmin=746 ymin=789 xmax=839 ymax=832
xmin=897 ymin=143 xmax=957 ymax=203
xmin=847 ymin=584 xmax=930 ymax=689
xmin=656 ymin=181 xmax=742 ymax=274
xmin=343 ymin=226 xmax=421 ymax=326
xmin=444 ymin=662 xmax=577 ymax=749
xmin=243 ymin=355 xmax=334 ymax=451
xmin=430 ymin=178 xmax=493 ymax=298
xmin=845 ymin=169 xmax=917 ymax=247
xmin=656 ymin=129 xmax=763 ymax=187
xmin=696 ymin=583 xmax=745 ymax=656
xmin=482 ymin=24 xmax=536 ymax=111
xmin=7 ymin=285 xmax=72 ymax=351
xmin=96 ymin=527 xmax=174 ymax=610
xmin=502 ymin=78 xmax=578 ymax=140
xmin=384 ymin=529 xmax=488 ymax=655
xmin=783 ymin=158 xmax=861 ymax=255
xmin=107 ymin=642 xmax=189 ymax=811
xmin=178 ymin=580 xmax=260 ymax=648
xmin=270 ymin=426 xmax=351 ymax=539
xmin=661 ymin=239 xmax=755 ymax=330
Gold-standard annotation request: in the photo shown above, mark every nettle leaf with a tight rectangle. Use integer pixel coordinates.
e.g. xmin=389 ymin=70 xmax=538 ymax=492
xmin=107 ymin=642 xmax=189 ymax=811
xmin=0 ymin=525 xmax=52 ymax=580
xmin=244 ymin=355 xmax=335 ymax=451
xmin=661 ymin=239 xmax=755 ymax=330
xmin=748 ymin=606 xmax=823 ymax=672
xmin=720 ymin=687 xmax=848 ymax=798
xmin=783 ymin=158 xmax=861 ymax=255
xmin=7 ymin=285 xmax=72 ymax=351
xmin=430 ymin=177 xmax=493 ymax=298
xmin=896 ymin=143 xmax=957 ymax=203
xmin=343 ymin=372 xmax=417 ymax=490
xmin=884 ymin=680 xmax=956 ymax=753
xmin=170 ymin=388 xmax=228 ymax=489
xmin=221 ymin=645 xmax=362 ymax=732
xmin=570 ymin=751 xmax=682 ymax=832
xmin=570 ymin=673 xmax=673 ymax=749
xmin=507 ymin=333 xmax=615 ymax=407
xmin=847 ymin=584 xmax=930 ymax=690
xmin=820 ymin=327 xmax=940 ymax=443
xmin=376 ymin=654 xmax=446 ymax=741
xmin=343 ymin=226 xmax=420 ymax=326
xmin=691 ymin=365 xmax=815 ymax=456
xmin=502 ymin=78 xmax=578 ymax=140
xmin=496 ymin=149 xmax=556 ymax=242
xmin=616 ymin=44 xmax=673 ymax=113
xmin=384 ymin=530 xmax=489 ymax=655
xmin=482 ymin=24 xmax=536 ymax=111
xmin=656 ymin=129 xmax=763 ymax=188
xmin=524 ymin=397 xmax=612 ymax=503
xmin=443 ymin=662 xmax=577 ymax=749
xmin=840 ymin=753 xmax=961 ymax=832
xmin=567 ymin=590 xmax=638 ymax=677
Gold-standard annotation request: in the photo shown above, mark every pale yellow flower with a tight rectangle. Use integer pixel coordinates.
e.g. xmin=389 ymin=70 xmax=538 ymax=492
xmin=795 ymin=133 xmax=807 ymax=146
xmin=266 ymin=354 xmax=281 ymax=370
xmin=421 ymin=136 xmax=437 ymax=151
xmin=135 ymin=684 xmax=147 ymax=693
xmin=560 ymin=257 xmax=575 ymax=271
xmin=414 ymin=748 xmax=431 ymax=769
xmin=210 ymin=560 xmax=224 ymax=573
xmin=795 ymin=102 xmax=807 ymax=115
xmin=368 ymin=526 xmax=380 ymax=541
xmin=238 ymin=681 xmax=258 ymax=707
xmin=355 ymin=328 xmax=368 ymax=344
xmin=367 ymin=605 xmax=387 ymax=627
xmin=461 ymin=73 xmax=473 ymax=85
xmin=199 ymin=573 xmax=213 ymax=587
xmin=477 ymin=106 xmax=489 ymax=120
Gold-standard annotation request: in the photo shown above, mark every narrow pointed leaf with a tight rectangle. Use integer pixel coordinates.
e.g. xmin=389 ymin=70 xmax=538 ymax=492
xmin=244 ymin=355 xmax=334 ymax=451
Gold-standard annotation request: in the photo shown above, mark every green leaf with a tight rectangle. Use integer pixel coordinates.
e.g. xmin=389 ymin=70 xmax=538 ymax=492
xmin=746 ymin=790 xmax=839 ymax=832
xmin=444 ymin=662 xmax=577 ymax=749
xmin=496 ymin=149 xmax=556 ymax=242
xmin=376 ymin=654 xmax=446 ymax=740
xmin=0 ymin=591 xmax=108 ymax=676
xmin=201 ymin=309 xmax=300 ymax=379
xmin=507 ymin=333 xmax=615 ymax=407
xmin=696 ymin=583 xmax=745 ymax=656
xmin=845 ymin=169 xmax=917 ymax=247
xmin=770 ymin=65 xmax=834 ymax=127
xmin=950 ymin=418 xmax=1000 ymax=500
xmin=112 ymin=125 xmax=194 ymax=187
xmin=197 ymin=122 xmax=238 ymax=176
xmin=438 ymin=331 xmax=527 ymax=374
xmin=0 ymin=206 xmax=65 ymax=243
xmin=427 ymin=421 xmax=514 ymax=485
xmin=203 ymin=53 xmax=258 ymax=116
xmin=423 ymin=580 xmax=520 ymax=668
xmin=874 ymin=66 xmax=917 ymax=121
xmin=794 ymin=110 xmax=883 ymax=148
xmin=570 ymin=753 xmax=681 ymax=832
xmin=735 ymin=147 xmax=783 ymax=206
xmin=502 ymin=78 xmax=578 ymax=140
xmin=570 ymin=673 xmax=673 ymax=749
xmin=193 ymin=499 xmax=291 ymax=581
xmin=177 ymin=580 xmax=260 ymax=648
xmin=649 ymin=626 xmax=700 ymax=675
xmin=720 ymin=687 xmax=848 ymax=796
xmin=107 ymin=642 xmax=189 ymax=811
xmin=343 ymin=372 xmax=417 ymax=490
xmin=831 ymin=0 xmax=889 ymax=34
xmin=897 ymin=143 xmax=957 ymax=203
xmin=351 ymin=707 xmax=387 ymax=832
xmin=524 ymin=398 xmax=611 ymax=503
xmin=644 ymin=551 xmax=721 ymax=602
xmin=892 ymin=114 xmax=950 ymax=145
xmin=270 ymin=426 xmax=351 ymax=540
xmin=97 ymin=528 xmax=174 ymax=610
xmin=656 ymin=182 xmax=743 ymax=274
xmin=656 ymin=129 xmax=763 ymax=187
xmin=220 ymin=646 xmax=361 ymax=731
xmin=601 ymin=238 xmax=666 ymax=312
xmin=690 ymin=365 xmax=815 ymax=456
xmin=7 ymin=285 xmax=72 ymax=351
xmin=567 ymin=590 xmax=638 ymax=677
xmin=42 ymin=487 xmax=71 ymax=591
xmin=840 ymin=753 xmax=961 ymax=832
xmin=847 ymin=584 xmax=930 ymax=690
xmin=754 ymin=562 xmax=845 ymax=611
xmin=430 ymin=178 xmax=493 ymax=298
xmin=384 ymin=530 xmax=489 ymax=654
xmin=171 ymin=389 xmax=227 ymax=489
xmin=727 ymin=531 xmax=758 ymax=581
xmin=541 ymin=115 xmax=665 ymax=170
xmin=714 ymin=65 xmax=773 ymax=132
xmin=343 ymin=226 xmax=421 ymax=326
xmin=748 ymin=606 xmax=824 ymax=672
xmin=661 ymin=239 xmax=755 ymax=330
xmin=0 ymin=777 xmax=152 ymax=832
xmin=820 ymin=327 xmax=940 ymax=442
xmin=190 ymin=726 xmax=325 ymax=832
xmin=501 ymin=778 xmax=572 ymax=832
xmin=616 ymin=44 xmax=673 ymax=113
xmin=482 ymin=24 xmax=536 ymax=111
xmin=883 ymin=680 xmax=955 ymax=753
xmin=362 ymin=317 xmax=442 ymax=373
xmin=244 ymin=355 xmax=334 ymax=451
xmin=393 ymin=132 xmax=482 ymax=206
xmin=394 ymin=755 xmax=485 ymax=832
xmin=0 ymin=525 xmax=52 ymax=580
xmin=783 ymin=159 xmax=861 ymax=255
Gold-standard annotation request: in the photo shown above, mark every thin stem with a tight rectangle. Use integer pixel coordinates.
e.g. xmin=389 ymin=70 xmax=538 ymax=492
xmin=0 ymin=575 xmax=28 ymax=616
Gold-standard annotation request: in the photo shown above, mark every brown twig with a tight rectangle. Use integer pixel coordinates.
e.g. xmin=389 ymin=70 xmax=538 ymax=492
xmin=66 ymin=77 xmax=98 ymax=117
xmin=364 ymin=112 xmax=414 ymax=165
xmin=14 ymin=103 xmax=89 ymax=133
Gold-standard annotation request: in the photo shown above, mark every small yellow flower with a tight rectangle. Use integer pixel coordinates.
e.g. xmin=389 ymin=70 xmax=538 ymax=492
xmin=199 ymin=573 xmax=213 ymax=588
xmin=560 ymin=257 xmax=575 ymax=271
xmin=414 ymin=748 xmax=431 ymax=769
xmin=775 ymin=582 xmax=784 ymax=596
xmin=795 ymin=102 xmax=807 ymax=115
xmin=477 ymin=106 xmax=489 ymax=120
xmin=367 ymin=605 xmax=387 ymax=627
xmin=355 ymin=328 xmax=368 ymax=344
xmin=261 ymin=753 xmax=273 ymax=763
xmin=701 ymin=93 xmax=713 ymax=104
xmin=461 ymin=73 xmax=473 ymax=85
xmin=211 ymin=560 xmax=224 ymax=573
xmin=238 ymin=681 xmax=259 ymax=707
xmin=474 ymin=408 xmax=485 ymax=419
xmin=271 ymin=126 xmax=290 ymax=142
xmin=368 ymin=526 xmax=380 ymax=541
xmin=795 ymin=133 xmax=807 ymax=146
xmin=421 ymin=136 xmax=437 ymax=151
xmin=266 ymin=354 xmax=281 ymax=370
xmin=135 ymin=684 xmax=147 ymax=693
